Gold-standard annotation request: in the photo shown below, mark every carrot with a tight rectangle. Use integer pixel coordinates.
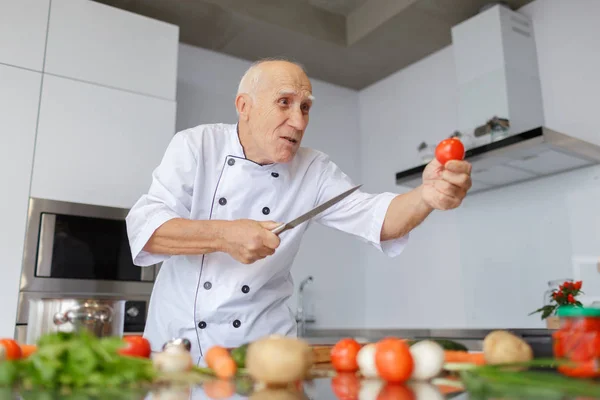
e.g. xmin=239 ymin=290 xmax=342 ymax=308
xmin=437 ymin=384 xmax=464 ymax=395
xmin=444 ymin=350 xmax=486 ymax=365
xmin=20 ymin=344 xmax=37 ymax=358
xmin=205 ymin=346 xmax=237 ymax=379
xmin=203 ymin=379 xmax=235 ymax=398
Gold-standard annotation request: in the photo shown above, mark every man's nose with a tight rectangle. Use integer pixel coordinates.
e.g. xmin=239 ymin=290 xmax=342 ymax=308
xmin=288 ymin=108 xmax=307 ymax=131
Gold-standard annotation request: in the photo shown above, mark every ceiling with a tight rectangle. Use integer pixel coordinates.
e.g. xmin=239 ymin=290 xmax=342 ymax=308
xmin=93 ymin=0 xmax=535 ymax=90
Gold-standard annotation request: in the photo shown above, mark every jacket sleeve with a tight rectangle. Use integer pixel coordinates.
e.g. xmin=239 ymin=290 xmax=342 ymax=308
xmin=126 ymin=132 xmax=198 ymax=266
xmin=312 ymin=154 xmax=408 ymax=257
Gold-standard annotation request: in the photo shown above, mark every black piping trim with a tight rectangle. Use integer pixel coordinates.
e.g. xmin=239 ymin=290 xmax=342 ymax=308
xmin=193 ymin=152 xmax=280 ymax=365
xmin=234 ymin=123 xmax=279 ymax=168
xmin=226 ymin=154 xmax=276 ymax=168
xmin=193 ymin=155 xmax=228 ymax=365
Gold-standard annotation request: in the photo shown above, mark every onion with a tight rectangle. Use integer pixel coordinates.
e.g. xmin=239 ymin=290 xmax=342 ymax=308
xmin=153 ymin=346 xmax=193 ymax=373
xmin=152 ymin=386 xmax=192 ymax=400
xmin=409 ymin=340 xmax=445 ymax=381
xmin=408 ymin=382 xmax=445 ymax=400
xmin=356 ymin=343 xmax=378 ymax=378
xmin=358 ymin=379 xmax=384 ymax=400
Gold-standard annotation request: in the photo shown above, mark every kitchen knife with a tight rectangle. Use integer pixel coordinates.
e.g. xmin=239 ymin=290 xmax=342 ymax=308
xmin=271 ymin=184 xmax=362 ymax=235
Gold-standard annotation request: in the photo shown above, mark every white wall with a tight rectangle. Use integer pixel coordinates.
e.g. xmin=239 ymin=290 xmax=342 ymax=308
xmin=175 ymin=44 xmax=366 ymax=328
xmin=359 ymin=0 xmax=600 ymax=329
xmin=170 ymin=0 xmax=600 ymax=331
xmin=0 ymin=0 xmax=178 ymax=339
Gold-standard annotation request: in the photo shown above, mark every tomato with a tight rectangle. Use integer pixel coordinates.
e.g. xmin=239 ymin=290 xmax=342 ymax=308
xmin=374 ymin=338 xmax=413 ymax=383
xmin=376 ymin=383 xmax=416 ymax=400
xmin=331 ymin=338 xmax=362 ymax=372
xmin=558 ymin=359 xmax=600 ymax=379
xmin=331 ymin=372 xmax=360 ymax=400
xmin=435 ymin=138 xmax=465 ymax=165
xmin=118 ymin=335 xmax=151 ymax=358
xmin=0 ymin=338 xmax=22 ymax=360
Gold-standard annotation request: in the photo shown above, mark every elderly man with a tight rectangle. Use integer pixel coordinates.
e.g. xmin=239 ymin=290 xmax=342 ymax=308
xmin=126 ymin=58 xmax=472 ymax=364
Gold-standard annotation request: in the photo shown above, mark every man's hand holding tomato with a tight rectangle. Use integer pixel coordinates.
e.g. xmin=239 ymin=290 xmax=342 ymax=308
xmin=376 ymin=137 xmax=473 ymax=242
xmin=421 ymin=138 xmax=472 ymax=211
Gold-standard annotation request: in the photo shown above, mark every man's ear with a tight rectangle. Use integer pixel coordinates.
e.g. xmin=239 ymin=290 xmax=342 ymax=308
xmin=235 ymin=94 xmax=251 ymax=120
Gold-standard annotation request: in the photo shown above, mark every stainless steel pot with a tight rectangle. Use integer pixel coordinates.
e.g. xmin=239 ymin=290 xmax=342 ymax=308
xmin=26 ymin=298 xmax=125 ymax=343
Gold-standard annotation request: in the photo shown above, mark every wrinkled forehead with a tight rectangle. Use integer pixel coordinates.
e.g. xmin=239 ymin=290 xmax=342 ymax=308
xmin=260 ymin=68 xmax=314 ymax=102
xmin=277 ymin=88 xmax=315 ymax=102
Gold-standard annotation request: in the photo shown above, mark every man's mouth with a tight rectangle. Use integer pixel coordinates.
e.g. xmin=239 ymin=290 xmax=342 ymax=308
xmin=282 ymin=136 xmax=298 ymax=144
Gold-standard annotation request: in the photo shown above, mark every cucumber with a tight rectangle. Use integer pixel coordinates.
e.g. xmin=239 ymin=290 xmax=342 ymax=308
xmin=230 ymin=343 xmax=249 ymax=368
xmin=235 ymin=375 xmax=254 ymax=396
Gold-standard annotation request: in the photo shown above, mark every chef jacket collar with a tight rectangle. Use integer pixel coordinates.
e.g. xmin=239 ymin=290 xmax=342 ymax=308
xmin=232 ymin=123 xmax=247 ymax=160
xmin=232 ymin=123 xmax=290 ymax=171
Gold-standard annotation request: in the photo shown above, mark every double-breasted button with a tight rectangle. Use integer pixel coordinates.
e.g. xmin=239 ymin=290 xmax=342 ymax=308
xmin=198 ymin=321 xmax=207 ymax=329
xmin=228 ymin=158 xmax=235 ymax=166
xmin=241 ymin=285 xmax=250 ymax=294
xmin=271 ymin=172 xmax=279 ymax=178
xmin=203 ymin=282 xmax=212 ymax=290
xmin=219 ymin=197 xmax=227 ymax=206
xmin=233 ymin=320 xmax=241 ymax=328
xmin=262 ymin=207 xmax=270 ymax=215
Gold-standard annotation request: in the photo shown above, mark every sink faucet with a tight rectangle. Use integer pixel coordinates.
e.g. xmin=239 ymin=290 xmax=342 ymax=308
xmin=296 ymin=275 xmax=313 ymax=336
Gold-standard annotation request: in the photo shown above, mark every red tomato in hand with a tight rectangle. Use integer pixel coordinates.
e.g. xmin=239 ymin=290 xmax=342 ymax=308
xmin=331 ymin=338 xmax=362 ymax=372
xmin=374 ymin=338 xmax=413 ymax=383
xmin=435 ymin=138 xmax=465 ymax=165
xmin=331 ymin=372 xmax=361 ymax=400
xmin=118 ymin=335 xmax=151 ymax=358
xmin=0 ymin=339 xmax=22 ymax=360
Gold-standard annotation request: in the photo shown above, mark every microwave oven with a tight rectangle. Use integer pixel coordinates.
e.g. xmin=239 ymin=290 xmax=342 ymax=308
xmin=20 ymin=197 xmax=160 ymax=296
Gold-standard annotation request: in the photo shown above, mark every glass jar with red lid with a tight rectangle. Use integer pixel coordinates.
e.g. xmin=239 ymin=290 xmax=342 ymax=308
xmin=553 ymin=306 xmax=600 ymax=378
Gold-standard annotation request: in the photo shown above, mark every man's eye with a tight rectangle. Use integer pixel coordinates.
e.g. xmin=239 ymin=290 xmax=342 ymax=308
xmin=302 ymin=104 xmax=311 ymax=112
xmin=279 ymin=98 xmax=289 ymax=105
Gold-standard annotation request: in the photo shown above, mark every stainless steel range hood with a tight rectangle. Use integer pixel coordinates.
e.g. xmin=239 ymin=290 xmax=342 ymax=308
xmin=395 ymin=4 xmax=600 ymax=194
xmin=396 ymin=126 xmax=600 ymax=194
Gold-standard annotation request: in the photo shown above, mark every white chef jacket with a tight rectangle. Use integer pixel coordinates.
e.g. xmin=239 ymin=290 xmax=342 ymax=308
xmin=126 ymin=123 xmax=408 ymax=365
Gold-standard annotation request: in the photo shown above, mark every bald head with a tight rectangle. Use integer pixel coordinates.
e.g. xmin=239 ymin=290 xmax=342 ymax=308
xmin=237 ymin=58 xmax=312 ymax=100
xmin=234 ymin=58 xmax=314 ymax=165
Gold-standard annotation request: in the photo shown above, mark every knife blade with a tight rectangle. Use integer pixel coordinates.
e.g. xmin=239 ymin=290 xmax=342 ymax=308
xmin=271 ymin=184 xmax=362 ymax=235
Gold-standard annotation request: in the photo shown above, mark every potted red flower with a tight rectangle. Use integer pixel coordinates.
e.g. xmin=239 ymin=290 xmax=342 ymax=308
xmin=530 ymin=280 xmax=583 ymax=329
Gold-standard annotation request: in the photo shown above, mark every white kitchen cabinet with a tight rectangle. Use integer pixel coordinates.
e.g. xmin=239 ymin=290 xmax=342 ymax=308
xmin=44 ymin=0 xmax=179 ymax=100
xmin=31 ymin=74 xmax=176 ymax=209
xmin=0 ymin=0 xmax=50 ymax=71
xmin=0 ymin=65 xmax=42 ymax=338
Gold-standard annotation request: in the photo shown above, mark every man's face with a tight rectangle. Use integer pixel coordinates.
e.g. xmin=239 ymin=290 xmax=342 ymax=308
xmin=245 ymin=62 xmax=313 ymax=164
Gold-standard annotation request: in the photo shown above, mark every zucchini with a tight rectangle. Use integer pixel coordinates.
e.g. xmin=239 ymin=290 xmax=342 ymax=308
xmin=230 ymin=343 xmax=249 ymax=368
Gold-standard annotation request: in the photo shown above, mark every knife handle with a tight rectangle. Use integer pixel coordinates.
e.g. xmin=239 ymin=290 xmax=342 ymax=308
xmin=271 ymin=223 xmax=287 ymax=235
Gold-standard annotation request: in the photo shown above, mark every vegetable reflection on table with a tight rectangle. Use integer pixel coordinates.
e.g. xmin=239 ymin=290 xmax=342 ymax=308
xmin=4 ymin=329 xmax=600 ymax=400
xmin=448 ymin=359 xmax=600 ymax=399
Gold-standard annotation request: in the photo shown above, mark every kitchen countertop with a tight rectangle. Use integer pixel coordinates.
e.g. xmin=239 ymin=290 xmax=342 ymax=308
xmin=4 ymin=357 xmax=598 ymax=400
xmin=0 ymin=328 xmax=570 ymax=399
xmin=300 ymin=327 xmax=555 ymax=357
xmin=1 ymin=380 xmax=467 ymax=399
xmin=8 ymin=373 xmax=596 ymax=400
xmin=302 ymin=327 xmax=553 ymax=341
